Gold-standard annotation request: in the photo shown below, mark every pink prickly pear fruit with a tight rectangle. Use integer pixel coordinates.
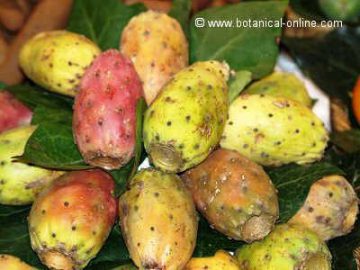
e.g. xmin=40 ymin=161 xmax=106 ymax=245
xmin=289 ymin=175 xmax=359 ymax=241
xmin=29 ymin=169 xmax=117 ymax=270
xmin=0 ymin=91 xmax=32 ymax=133
xmin=73 ymin=49 xmax=143 ymax=170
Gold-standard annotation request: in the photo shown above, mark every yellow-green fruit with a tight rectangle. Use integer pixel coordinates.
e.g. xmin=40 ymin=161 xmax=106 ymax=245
xmin=119 ymin=168 xmax=198 ymax=270
xmin=289 ymin=175 xmax=358 ymax=241
xmin=19 ymin=30 xmax=101 ymax=96
xmin=221 ymin=94 xmax=328 ymax=167
xmin=236 ymin=224 xmax=332 ymax=270
xmin=185 ymin=250 xmax=240 ymax=270
xmin=0 ymin=126 xmax=63 ymax=205
xmin=121 ymin=10 xmax=188 ymax=105
xmin=244 ymin=72 xmax=312 ymax=107
xmin=143 ymin=61 xmax=229 ymax=173
xmin=0 ymin=255 xmax=37 ymax=270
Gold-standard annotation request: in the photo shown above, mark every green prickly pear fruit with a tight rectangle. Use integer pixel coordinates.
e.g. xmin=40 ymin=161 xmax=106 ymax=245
xmin=184 ymin=250 xmax=240 ymax=270
xmin=119 ymin=168 xmax=198 ymax=270
xmin=0 ymin=126 xmax=63 ymax=205
xmin=19 ymin=30 xmax=101 ymax=96
xmin=289 ymin=175 xmax=358 ymax=241
xmin=221 ymin=94 xmax=328 ymax=167
xmin=0 ymin=254 xmax=37 ymax=270
xmin=143 ymin=61 xmax=229 ymax=173
xmin=182 ymin=149 xmax=278 ymax=242
xmin=244 ymin=72 xmax=312 ymax=107
xmin=236 ymin=224 xmax=332 ymax=270
xmin=29 ymin=170 xmax=117 ymax=270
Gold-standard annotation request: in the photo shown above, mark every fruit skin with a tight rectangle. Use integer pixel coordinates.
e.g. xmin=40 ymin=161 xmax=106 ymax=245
xmin=184 ymin=250 xmax=240 ymax=270
xmin=221 ymin=94 xmax=328 ymax=167
xmin=319 ymin=0 xmax=360 ymax=21
xmin=244 ymin=72 xmax=312 ymax=107
xmin=0 ymin=91 xmax=32 ymax=133
xmin=143 ymin=61 xmax=229 ymax=173
xmin=0 ymin=126 xmax=63 ymax=205
xmin=121 ymin=10 xmax=188 ymax=105
xmin=73 ymin=49 xmax=143 ymax=170
xmin=289 ymin=175 xmax=358 ymax=241
xmin=29 ymin=169 xmax=117 ymax=270
xmin=236 ymin=224 xmax=332 ymax=270
xmin=182 ymin=149 xmax=279 ymax=242
xmin=119 ymin=168 xmax=198 ymax=270
xmin=19 ymin=30 xmax=101 ymax=96
xmin=352 ymin=76 xmax=360 ymax=124
xmin=0 ymin=254 xmax=37 ymax=270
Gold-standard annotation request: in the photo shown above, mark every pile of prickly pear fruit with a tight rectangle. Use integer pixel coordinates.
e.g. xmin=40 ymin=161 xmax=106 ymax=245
xmin=0 ymin=1 xmax=359 ymax=270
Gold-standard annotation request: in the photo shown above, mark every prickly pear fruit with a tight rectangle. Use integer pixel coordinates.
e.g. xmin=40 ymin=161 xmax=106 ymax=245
xmin=119 ymin=168 xmax=198 ymax=270
xmin=221 ymin=94 xmax=328 ymax=167
xmin=73 ymin=49 xmax=143 ymax=170
xmin=244 ymin=72 xmax=312 ymax=107
xmin=29 ymin=170 xmax=117 ymax=270
xmin=121 ymin=10 xmax=188 ymax=105
xmin=0 ymin=254 xmax=37 ymax=270
xmin=319 ymin=0 xmax=360 ymax=21
xmin=143 ymin=61 xmax=229 ymax=173
xmin=182 ymin=149 xmax=278 ymax=242
xmin=289 ymin=175 xmax=358 ymax=241
xmin=19 ymin=30 xmax=101 ymax=96
xmin=0 ymin=126 xmax=63 ymax=205
xmin=0 ymin=91 xmax=32 ymax=133
xmin=184 ymin=250 xmax=240 ymax=270
xmin=236 ymin=224 xmax=332 ymax=270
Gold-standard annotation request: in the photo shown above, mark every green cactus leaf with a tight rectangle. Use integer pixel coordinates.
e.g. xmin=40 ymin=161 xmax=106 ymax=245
xmin=331 ymin=129 xmax=360 ymax=154
xmin=67 ymin=0 xmax=146 ymax=50
xmin=4 ymin=84 xmax=73 ymax=111
xmin=329 ymin=219 xmax=360 ymax=270
xmin=190 ymin=1 xmax=287 ymax=78
xmin=267 ymin=162 xmax=344 ymax=223
xmin=0 ymin=205 xmax=45 ymax=269
xmin=228 ymin=70 xmax=252 ymax=103
xmin=169 ymin=0 xmax=192 ymax=40
xmin=283 ymin=26 xmax=360 ymax=124
xmin=19 ymin=123 xmax=89 ymax=170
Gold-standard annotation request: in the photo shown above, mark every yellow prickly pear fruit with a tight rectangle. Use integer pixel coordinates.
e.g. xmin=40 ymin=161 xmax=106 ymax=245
xmin=121 ymin=10 xmax=188 ymax=105
xmin=19 ymin=30 xmax=101 ymax=96
xmin=0 ymin=255 xmax=37 ymax=270
xmin=143 ymin=61 xmax=229 ymax=173
xmin=244 ymin=72 xmax=312 ymax=107
xmin=0 ymin=126 xmax=63 ymax=205
xmin=119 ymin=168 xmax=198 ymax=270
xmin=236 ymin=224 xmax=332 ymax=270
xmin=289 ymin=175 xmax=358 ymax=241
xmin=184 ymin=250 xmax=240 ymax=270
xmin=221 ymin=94 xmax=328 ymax=167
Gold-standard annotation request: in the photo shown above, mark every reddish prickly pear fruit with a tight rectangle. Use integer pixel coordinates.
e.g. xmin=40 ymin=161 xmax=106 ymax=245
xmin=289 ymin=175 xmax=359 ymax=241
xmin=0 ymin=254 xmax=36 ymax=270
xmin=29 ymin=169 xmax=117 ymax=270
xmin=182 ymin=149 xmax=279 ymax=242
xmin=0 ymin=91 xmax=32 ymax=133
xmin=119 ymin=168 xmax=198 ymax=270
xmin=73 ymin=49 xmax=143 ymax=170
